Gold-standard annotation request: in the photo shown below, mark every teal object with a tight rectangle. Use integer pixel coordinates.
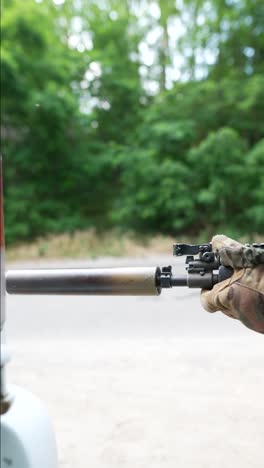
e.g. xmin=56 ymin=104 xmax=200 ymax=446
xmin=1 ymin=385 xmax=58 ymax=468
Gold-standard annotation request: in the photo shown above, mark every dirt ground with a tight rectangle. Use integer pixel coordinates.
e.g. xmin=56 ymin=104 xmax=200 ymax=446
xmin=5 ymin=256 xmax=264 ymax=468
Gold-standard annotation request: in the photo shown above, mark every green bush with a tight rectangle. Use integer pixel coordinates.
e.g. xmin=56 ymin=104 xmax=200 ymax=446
xmin=2 ymin=0 xmax=264 ymax=244
xmin=187 ymin=128 xmax=249 ymax=232
xmin=244 ymin=140 xmax=264 ymax=230
xmin=112 ymin=149 xmax=194 ymax=233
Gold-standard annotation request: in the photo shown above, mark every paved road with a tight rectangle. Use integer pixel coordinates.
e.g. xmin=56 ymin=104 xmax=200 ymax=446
xmin=5 ymin=256 xmax=264 ymax=468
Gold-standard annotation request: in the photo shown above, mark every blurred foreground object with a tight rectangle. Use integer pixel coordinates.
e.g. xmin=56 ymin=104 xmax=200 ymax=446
xmin=201 ymin=235 xmax=264 ymax=334
xmin=1 ymin=158 xmax=58 ymax=467
xmin=0 ymin=157 xmax=5 ymax=328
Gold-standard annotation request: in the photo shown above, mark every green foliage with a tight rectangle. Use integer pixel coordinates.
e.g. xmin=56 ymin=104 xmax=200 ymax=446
xmin=244 ymin=140 xmax=264 ymax=229
xmin=1 ymin=0 xmax=264 ymax=245
xmin=187 ymin=128 xmax=248 ymax=230
xmin=112 ymin=149 xmax=194 ymax=233
xmin=1 ymin=0 xmax=87 ymax=242
xmin=82 ymin=1 xmax=144 ymax=143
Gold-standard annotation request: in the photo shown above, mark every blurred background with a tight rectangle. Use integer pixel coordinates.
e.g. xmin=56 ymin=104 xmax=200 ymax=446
xmin=1 ymin=0 xmax=264 ymax=258
xmin=1 ymin=2 xmax=264 ymax=468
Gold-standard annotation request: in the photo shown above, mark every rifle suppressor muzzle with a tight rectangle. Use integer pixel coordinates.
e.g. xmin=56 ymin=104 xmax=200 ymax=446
xmin=6 ymin=267 xmax=161 ymax=296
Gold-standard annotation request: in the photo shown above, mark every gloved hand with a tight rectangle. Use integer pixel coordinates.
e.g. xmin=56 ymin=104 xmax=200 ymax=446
xmin=201 ymin=235 xmax=264 ymax=334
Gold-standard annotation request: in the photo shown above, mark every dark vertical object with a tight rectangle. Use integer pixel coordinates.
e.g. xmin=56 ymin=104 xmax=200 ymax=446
xmin=0 ymin=157 xmax=5 ymax=328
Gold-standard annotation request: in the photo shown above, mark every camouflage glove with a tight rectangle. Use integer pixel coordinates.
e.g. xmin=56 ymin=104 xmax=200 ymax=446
xmin=201 ymin=235 xmax=264 ymax=334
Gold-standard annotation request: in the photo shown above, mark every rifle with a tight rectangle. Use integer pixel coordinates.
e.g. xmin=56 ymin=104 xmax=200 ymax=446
xmin=6 ymin=242 xmax=264 ymax=296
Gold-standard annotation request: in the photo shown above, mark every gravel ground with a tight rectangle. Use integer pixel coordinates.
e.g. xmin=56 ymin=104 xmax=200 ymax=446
xmin=5 ymin=256 xmax=264 ymax=468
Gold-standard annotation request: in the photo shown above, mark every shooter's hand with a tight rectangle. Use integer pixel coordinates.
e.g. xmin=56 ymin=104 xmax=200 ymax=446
xmin=201 ymin=235 xmax=264 ymax=334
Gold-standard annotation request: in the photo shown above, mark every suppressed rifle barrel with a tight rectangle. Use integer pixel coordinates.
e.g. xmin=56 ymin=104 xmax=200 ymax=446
xmin=6 ymin=243 xmax=263 ymax=296
xmin=6 ymin=267 xmax=191 ymax=295
xmin=6 ymin=267 xmax=163 ymax=296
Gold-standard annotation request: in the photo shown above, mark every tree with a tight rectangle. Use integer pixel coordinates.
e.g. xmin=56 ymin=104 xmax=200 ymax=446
xmin=2 ymin=0 xmax=264 ymax=243
xmin=245 ymin=140 xmax=264 ymax=231
xmin=1 ymin=0 xmax=87 ymax=242
xmin=79 ymin=0 xmax=144 ymax=143
xmin=187 ymin=128 xmax=249 ymax=233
